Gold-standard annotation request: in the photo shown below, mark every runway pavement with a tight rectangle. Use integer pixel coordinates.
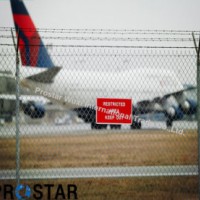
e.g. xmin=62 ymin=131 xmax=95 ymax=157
xmin=0 ymin=121 xmax=197 ymax=138
xmin=0 ymin=165 xmax=198 ymax=180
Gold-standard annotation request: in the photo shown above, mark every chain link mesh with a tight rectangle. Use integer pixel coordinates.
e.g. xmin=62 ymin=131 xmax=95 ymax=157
xmin=0 ymin=28 xmax=198 ymax=198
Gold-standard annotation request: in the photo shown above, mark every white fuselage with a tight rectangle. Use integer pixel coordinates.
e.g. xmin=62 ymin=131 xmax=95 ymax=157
xmin=20 ymin=67 xmax=184 ymax=109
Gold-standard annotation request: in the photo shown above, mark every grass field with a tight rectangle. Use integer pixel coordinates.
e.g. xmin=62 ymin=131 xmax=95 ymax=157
xmin=0 ymin=129 xmax=198 ymax=199
xmin=0 ymin=177 xmax=198 ymax=200
xmin=0 ymin=129 xmax=197 ymax=169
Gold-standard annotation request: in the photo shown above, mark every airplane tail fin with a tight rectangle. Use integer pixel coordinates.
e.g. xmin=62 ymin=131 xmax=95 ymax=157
xmin=26 ymin=66 xmax=61 ymax=83
xmin=10 ymin=0 xmax=54 ymax=68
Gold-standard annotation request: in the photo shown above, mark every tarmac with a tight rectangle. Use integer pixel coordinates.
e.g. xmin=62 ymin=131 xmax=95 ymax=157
xmin=0 ymin=121 xmax=197 ymax=138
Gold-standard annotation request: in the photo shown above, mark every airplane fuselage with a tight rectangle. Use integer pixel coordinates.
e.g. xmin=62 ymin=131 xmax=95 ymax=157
xmin=20 ymin=67 xmax=184 ymax=109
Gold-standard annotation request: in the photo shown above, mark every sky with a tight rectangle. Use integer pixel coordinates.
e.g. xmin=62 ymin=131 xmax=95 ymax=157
xmin=0 ymin=0 xmax=200 ymax=30
xmin=0 ymin=0 xmax=198 ymax=86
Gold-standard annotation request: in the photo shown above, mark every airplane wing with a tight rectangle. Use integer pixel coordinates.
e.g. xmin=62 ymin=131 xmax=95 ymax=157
xmin=134 ymin=86 xmax=197 ymax=126
xmin=135 ymin=86 xmax=197 ymax=113
xmin=163 ymin=85 xmax=196 ymax=99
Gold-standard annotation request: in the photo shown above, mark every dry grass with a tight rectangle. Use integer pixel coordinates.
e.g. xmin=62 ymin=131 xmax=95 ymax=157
xmin=0 ymin=177 xmax=198 ymax=200
xmin=0 ymin=129 xmax=198 ymax=199
xmin=0 ymin=130 xmax=197 ymax=169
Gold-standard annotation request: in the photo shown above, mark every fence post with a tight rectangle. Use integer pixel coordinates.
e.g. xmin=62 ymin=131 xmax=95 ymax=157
xmin=11 ymin=28 xmax=21 ymax=186
xmin=192 ymin=32 xmax=200 ymax=199
xmin=198 ymin=43 xmax=200 ymax=200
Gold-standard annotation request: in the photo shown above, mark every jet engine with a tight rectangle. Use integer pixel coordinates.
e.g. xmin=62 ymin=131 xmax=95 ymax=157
xmin=23 ymin=102 xmax=45 ymax=118
xmin=166 ymin=106 xmax=184 ymax=120
xmin=180 ymin=99 xmax=197 ymax=115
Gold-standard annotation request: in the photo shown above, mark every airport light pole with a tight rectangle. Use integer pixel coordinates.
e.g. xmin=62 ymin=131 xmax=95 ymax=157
xmin=11 ymin=28 xmax=21 ymax=186
xmin=192 ymin=32 xmax=200 ymax=198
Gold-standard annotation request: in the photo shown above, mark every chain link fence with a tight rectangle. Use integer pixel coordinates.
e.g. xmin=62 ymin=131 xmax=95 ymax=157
xmin=0 ymin=28 xmax=199 ymax=199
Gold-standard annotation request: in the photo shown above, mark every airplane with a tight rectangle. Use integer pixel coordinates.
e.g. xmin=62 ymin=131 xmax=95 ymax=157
xmin=0 ymin=69 xmax=50 ymax=121
xmin=8 ymin=0 xmax=197 ymax=129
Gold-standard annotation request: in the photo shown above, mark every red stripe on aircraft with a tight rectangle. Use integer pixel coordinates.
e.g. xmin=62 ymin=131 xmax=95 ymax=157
xmin=14 ymin=14 xmax=40 ymax=66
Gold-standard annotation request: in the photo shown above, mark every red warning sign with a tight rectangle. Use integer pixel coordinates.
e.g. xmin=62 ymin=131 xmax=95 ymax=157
xmin=96 ymin=98 xmax=132 ymax=124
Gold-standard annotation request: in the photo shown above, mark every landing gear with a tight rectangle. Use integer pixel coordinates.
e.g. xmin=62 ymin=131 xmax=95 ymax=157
xmin=166 ymin=117 xmax=173 ymax=128
xmin=91 ymin=122 xmax=122 ymax=130
xmin=110 ymin=125 xmax=121 ymax=129
xmin=130 ymin=120 xmax=141 ymax=129
xmin=91 ymin=121 xmax=107 ymax=129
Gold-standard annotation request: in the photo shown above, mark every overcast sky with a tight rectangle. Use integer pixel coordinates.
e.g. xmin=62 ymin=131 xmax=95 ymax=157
xmin=0 ymin=0 xmax=200 ymax=30
xmin=0 ymin=0 xmax=198 ymax=86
